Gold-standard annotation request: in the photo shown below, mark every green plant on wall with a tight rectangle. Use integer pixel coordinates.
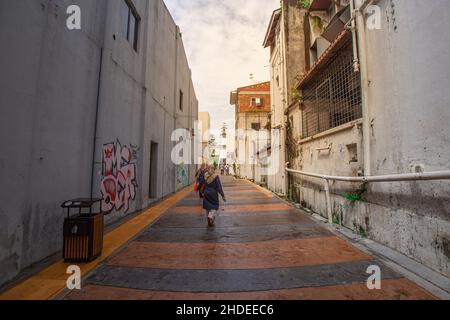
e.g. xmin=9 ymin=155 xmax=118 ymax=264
xmin=344 ymin=182 xmax=367 ymax=203
xmin=299 ymin=0 xmax=311 ymax=9
xmin=355 ymin=225 xmax=368 ymax=238
xmin=291 ymin=87 xmax=301 ymax=103
xmin=311 ymin=16 xmax=324 ymax=34
xmin=286 ymin=118 xmax=299 ymax=161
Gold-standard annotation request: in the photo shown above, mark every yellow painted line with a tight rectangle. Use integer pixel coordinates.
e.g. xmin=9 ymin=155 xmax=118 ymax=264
xmin=0 ymin=186 xmax=192 ymax=300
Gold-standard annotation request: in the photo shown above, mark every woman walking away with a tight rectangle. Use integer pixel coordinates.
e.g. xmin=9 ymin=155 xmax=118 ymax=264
xmin=203 ymin=165 xmax=226 ymax=227
xmin=195 ymin=164 xmax=207 ymax=199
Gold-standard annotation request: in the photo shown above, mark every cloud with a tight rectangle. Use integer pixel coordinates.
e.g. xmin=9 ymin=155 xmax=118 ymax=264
xmin=164 ymin=0 xmax=279 ymax=135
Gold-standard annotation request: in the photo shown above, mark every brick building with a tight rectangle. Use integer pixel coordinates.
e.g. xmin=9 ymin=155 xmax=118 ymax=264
xmin=230 ymin=81 xmax=271 ymax=184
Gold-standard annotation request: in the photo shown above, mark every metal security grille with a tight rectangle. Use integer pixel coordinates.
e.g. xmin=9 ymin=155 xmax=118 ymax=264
xmin=301 ymin=39 xmax=362 ymax=137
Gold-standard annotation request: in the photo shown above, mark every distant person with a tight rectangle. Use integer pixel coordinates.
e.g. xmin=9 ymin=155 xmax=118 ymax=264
xmin=220 ymin=164 xmax=225 ymax=175
xmin=203 ymin=165 xmax=226 ymax=227
xmin=225 ymin=164 xmax=230 ymax=176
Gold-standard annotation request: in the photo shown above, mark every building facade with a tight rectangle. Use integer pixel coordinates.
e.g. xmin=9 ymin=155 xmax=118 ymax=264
xmin=283 ymin=0 xmax=450 ymax=277
xmin=0 ymin=0 xmax=198 ymax=288
xmin=230 ymin=82 xmax=271 ymax=184
xmin=263 ymin=0 xmax=309 ymax=196
xmin=198 ymin=112 xmax=211 ymax=165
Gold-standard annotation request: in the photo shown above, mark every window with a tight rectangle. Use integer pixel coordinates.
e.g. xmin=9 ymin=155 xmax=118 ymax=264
xmin=251 ymin=97 xmax=263 ymax=107
xmin=301 ymin=39 xmax=362 ymax=137
xmin=179 ymin=90 xmax=184 ymax=111
xmin=121 ymin=0 xmax=139 ymax=51
xmin=251 ymin=123 xmax=261 ymax=131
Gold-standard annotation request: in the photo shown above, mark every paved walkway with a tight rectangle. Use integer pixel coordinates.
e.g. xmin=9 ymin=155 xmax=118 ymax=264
xmin=66 ymin=176 xmax=435 ymax=300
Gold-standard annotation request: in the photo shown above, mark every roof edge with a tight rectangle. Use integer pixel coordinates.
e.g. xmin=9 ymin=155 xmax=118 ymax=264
xmin=263 ymin=8 xmax=282 ymax=48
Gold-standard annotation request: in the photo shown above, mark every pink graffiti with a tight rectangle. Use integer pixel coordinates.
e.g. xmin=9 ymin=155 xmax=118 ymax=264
xmin=101 ymin=140 xmax=138 ymax=213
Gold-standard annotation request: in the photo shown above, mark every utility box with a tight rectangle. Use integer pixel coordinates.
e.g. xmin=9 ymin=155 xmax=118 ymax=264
xmin=61 ymin=199 xmax=104 ymax=263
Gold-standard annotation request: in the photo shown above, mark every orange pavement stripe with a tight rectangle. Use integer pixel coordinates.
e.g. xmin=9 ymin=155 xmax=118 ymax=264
xmin=221 ymin=194 xmax=272 ymax=199
xmin=242 ymin=180 xmax=275 ymax=197
xmin=185 ymin=194 xmax=272 ymax=200
xmin=65 ymin=278 xmax=437 ymax=300
xmin=0 ymin=186 xmax=192 ymax=301
xmin=107 ymin=236 xmax=372 ymax=270
xmin=171 ymin=203 xmax=292 ymax=214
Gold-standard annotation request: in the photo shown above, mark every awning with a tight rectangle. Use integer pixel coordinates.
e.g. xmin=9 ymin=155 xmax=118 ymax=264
xmin=296 ymin=29 xmax=351 ymax=89
xmin=309 ymin=0 xmax=333 ymax=11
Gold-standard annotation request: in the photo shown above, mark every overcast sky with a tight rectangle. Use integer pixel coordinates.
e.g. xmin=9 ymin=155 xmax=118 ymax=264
xmin=164 ymin=0 xmax=279 ymax=137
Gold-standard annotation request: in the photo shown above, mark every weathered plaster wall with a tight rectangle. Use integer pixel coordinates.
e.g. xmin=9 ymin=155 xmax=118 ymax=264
xmin=361 ymin=0 xmax=450 ymax=276
xmin=294 ymin=0 xmax=450 ymax=276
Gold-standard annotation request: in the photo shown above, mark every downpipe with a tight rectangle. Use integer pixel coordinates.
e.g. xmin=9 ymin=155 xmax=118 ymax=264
xmin=350 ymin=0 xmax=381 ymax=177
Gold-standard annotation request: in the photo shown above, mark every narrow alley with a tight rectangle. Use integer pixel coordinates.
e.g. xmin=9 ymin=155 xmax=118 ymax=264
xmin=64 ymin=176 xmax=435 ymax=300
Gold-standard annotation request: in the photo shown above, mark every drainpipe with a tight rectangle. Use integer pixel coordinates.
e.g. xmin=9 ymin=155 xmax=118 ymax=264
xmin=280 ymin=9 xmax=289 ymax=196
xmin=352 ymin=0 xmax=372 ymax=176
xmin=350 ymin=0 xmax=360 ymax=72
xmin=138 ymin=0 xmax=150 ymax=206
xmin=172 ymin=26 xmax=180 ymax=191
xmin=90 ymin=47 xmax=103 ymax=198
xmin=89 ymin=0 xmax=110 ymax=198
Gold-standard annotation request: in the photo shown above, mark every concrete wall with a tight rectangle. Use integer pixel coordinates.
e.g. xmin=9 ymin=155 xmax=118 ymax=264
xmin=283 ymin=0 xmax=309 ymax=103
xmin=360 ymin=0 xmax=450 ymax=276
xmin=0 ymin=0 xmax=197 ymax=288
xmin=293 ymin=0 xmax=450 ymax=276
xmin=0 ymin=0 xmax=106 ymax=288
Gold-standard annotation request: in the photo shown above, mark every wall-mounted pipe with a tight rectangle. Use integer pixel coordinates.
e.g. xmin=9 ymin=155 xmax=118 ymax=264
xmin=286 ymin=167 xmax=450 ymax=224
xmin=349 ymin=0 xmax=380 ymax=177
xmin=90 ymin=49 xmax=104 ymax=198
xmin=349 ymin=0 xmax=360 ymax=72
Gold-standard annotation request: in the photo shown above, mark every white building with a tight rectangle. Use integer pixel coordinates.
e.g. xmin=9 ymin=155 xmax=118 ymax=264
xmin=198 ymin=112 xmax=211 ymax=164
xmin=230 ymin=81 xmax=271 ymax=184
xmin=286 ymin=0 xmax=450 ymax=277
xmin=263 ymin=1 xmax=308 ymax=195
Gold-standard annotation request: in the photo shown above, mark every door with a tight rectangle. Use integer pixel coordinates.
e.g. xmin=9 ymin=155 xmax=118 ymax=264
xmin=149 ymin=142 xmax=158 ymax=199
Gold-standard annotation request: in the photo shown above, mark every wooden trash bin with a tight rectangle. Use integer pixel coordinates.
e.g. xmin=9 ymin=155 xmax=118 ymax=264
xmin=62 ymin=199 xmax=104 ymax=263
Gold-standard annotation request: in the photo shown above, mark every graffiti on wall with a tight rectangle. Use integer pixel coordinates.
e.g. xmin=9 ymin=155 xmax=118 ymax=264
xmin=101 ymin=140 xmax=139 ymax=213
xmin=176 ymin=162 xmax=189 ymax=189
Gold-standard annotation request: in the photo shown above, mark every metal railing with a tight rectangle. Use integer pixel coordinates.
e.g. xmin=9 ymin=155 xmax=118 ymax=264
xmin=286 ymin=167 xmax=450 ymax=224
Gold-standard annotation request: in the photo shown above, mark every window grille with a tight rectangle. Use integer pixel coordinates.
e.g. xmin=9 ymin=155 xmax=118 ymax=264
xmin=301 ymin=39 xmax=362 ymax=137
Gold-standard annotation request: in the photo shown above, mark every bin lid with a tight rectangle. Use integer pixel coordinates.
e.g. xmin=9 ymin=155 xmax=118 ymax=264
xmin=61 ymin=198 xmax=102 ymax=209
